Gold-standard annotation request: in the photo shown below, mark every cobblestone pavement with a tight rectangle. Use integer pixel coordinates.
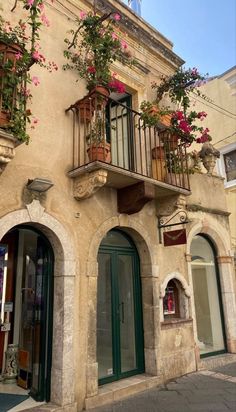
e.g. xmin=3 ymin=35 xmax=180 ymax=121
xmin=87 ymin=362 xmax=236 ymax=412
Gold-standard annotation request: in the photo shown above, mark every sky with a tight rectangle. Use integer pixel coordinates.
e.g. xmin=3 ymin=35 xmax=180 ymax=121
xmin=122 ymin=0 xmax=236 ymax=77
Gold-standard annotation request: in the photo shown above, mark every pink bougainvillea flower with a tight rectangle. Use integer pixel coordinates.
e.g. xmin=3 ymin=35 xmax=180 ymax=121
xmin=120 ymin=40 xmax=128 ymax=49
xmin=33 ymin=118 xmax=39 ymax=124
xmin=26 ymin=0 xmax=34 ymax=6
xmin=32 ymin=50 xmax=45 ymax=62
xmin=38 ymin=3 xmax=45 ymax=11
xmin=87 ymin=66 xmax=96 ymax=74
xmin=197 ymin=111 xmax=207 ymax=120
xmin=179 ymin=120 xmax=192 ymax=133
xmin=15 ymin=52 xmax=22 ymax=60
xmin=21 ymin=87 xmax=31 ymax=97
xmin=113 ymin=13 xmax=121 ymax=21
xmin=41 ymin=13 xmax=50 ymax=27
xmin=79 ymin=11 xmax=87 ymax=19
xmin=108 ymin=79 xmax=125 ymax=93
xmin=32 ymin=76 xmax=40 ymax=86
xmin=174 ymin=111 xmax=184 ymax=121
xmin=112 ymin=32 xmax=118 ymax=40
xmin=191 ymin=67 xmax=199 ymax=76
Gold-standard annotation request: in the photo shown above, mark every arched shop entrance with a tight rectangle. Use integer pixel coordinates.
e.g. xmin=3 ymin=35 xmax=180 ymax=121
xmin=190 ymin=234 xmax=226 ymax=357
xmin=0 ymin=225 xmax=54 ymax=402
xmin=97 ymin=229 xmax=145 ymax=385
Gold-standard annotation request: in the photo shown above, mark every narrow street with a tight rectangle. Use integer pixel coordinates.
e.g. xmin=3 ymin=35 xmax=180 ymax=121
xmin=88 ymin=363 xmax=236 ymax=412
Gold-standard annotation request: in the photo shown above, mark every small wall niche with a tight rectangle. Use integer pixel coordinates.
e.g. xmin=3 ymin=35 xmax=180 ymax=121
xmin=160 ymin=274 xmax=191 ymax=323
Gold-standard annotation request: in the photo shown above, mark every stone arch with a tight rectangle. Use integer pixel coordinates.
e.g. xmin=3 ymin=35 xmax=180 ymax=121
xmin=85 ymin=215 xmax=160 ymax=399
xmin=160 ymin=272 xmax=191 ymax=322
xmin=186 ymin=219 xmax=231 ymax=256
xmin=0 ymin=201 xmax=76 ymax=408
xmin=186 ymin=219 xmax=236 ymax=356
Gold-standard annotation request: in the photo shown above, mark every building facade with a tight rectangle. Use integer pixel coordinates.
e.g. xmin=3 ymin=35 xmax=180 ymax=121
xmin=0 ymin=1 xmax=236 ymax=411
xmin=191 ymin=66 xmax=236 ymax=262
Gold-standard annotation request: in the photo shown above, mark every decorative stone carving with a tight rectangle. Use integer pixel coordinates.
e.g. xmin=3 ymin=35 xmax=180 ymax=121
xmin=156 ymin=194 xmax=186 ymax=217
xmin=199 ymin=141 xmax=220 ymax=175
xmin=0 ymin=130 xmax=18 ymax=174
xmin=73 ymin=169 xmax=108 ymax=200
xmin=26 ymin=199 xmax=45 ymax=221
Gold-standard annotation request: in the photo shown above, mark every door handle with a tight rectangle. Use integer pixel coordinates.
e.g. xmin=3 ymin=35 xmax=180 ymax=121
xmin=120 ymin=302 xmax=124 ymax=324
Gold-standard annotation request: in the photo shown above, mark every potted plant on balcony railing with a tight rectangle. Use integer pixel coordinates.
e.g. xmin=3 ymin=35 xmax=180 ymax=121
xmin=0 ymin=1 xmax=57 ymax=147
xmin=63 ymin=10 xmax=135 ymax=109
xmin=139 ymin=100 xmax=172 ymax=129
xmin=86 ymin=115 xmax=111 ymax=163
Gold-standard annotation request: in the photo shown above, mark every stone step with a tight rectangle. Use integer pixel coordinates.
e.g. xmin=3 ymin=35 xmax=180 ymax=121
xmin=198 ymin=353 xmax=236 ymax=370
xmin=85 ymin=374 xmax=163 ymax=410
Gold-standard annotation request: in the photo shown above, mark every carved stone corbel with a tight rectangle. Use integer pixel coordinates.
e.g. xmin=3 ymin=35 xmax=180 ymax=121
xmin=156 ymin=194 xmax=187 ymax=217
xmin=0 ymin=130 xmax=18 ymax=175
xmin=73 ymin=169 xmax=108 ymax=200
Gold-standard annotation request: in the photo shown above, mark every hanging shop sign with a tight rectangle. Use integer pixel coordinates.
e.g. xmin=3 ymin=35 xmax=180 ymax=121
xmin=163 ymin=228 xmax=187 ymax=247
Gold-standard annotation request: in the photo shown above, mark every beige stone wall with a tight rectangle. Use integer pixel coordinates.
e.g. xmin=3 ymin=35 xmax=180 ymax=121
xmin=1 ymin=2 xmax=236 ymax=411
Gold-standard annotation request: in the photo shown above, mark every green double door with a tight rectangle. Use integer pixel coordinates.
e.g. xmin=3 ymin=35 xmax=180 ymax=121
xmin=97 ymin=230 xmax=144 ymax=385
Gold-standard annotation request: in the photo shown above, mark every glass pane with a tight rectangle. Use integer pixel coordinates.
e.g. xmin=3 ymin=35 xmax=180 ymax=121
xmin=223 ymin=150 xmax=236 ymax=182
xmin=101 ymin=230 xmax=131 ymax=248
xmin=110 ymin=104 xmax=129 ymax=169
xmin=117 ymin=254 xmax=137 ymax=373
xmin=31 ymin=240 xmax=46 ymax=394
xmin=191 ymin=236 xmax=225 ymax=355
xmin=97 ymin=253 xmax=113 ymax=379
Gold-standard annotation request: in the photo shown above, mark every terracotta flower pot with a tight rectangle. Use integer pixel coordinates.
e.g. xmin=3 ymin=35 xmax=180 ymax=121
xmin=0 ymin=42 xmax=23 ymax=66
xmin=146 ymin=105 xmax=171 ymax=127
xmin=74 ymin=98 xmax=94 ymax=123
xmin=90 ymin=85 xmax=110 ymax=109
xmin=159 ymin=113 xmax=171 ymax=127
xmin=87 ymin=142 xmax=111 ymax=163
xmin=152 ymin=146 xmax=165 ymax=159
xmin=0 ymin=110 xmax=10 ymax=128
xmin=159 ymin=130 xmax=179 ymax=151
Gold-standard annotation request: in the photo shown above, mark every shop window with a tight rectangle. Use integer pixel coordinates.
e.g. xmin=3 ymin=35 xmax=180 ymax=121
xmin=217 ymin=143 xmax=236 ymax=189
xmin=163 ymin=280 xmax=180 ymax=319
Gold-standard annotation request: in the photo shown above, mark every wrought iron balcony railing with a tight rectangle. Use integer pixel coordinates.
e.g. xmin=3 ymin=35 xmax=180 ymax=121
xmin=67 ymin=91 xmax=190 ymax=191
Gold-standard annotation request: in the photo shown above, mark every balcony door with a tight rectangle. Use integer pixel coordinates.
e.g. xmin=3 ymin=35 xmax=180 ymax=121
xmin=97 ymin=229 xmax=144 ymax=384
xmin=107 ymin=94 xmax=134 ymax=170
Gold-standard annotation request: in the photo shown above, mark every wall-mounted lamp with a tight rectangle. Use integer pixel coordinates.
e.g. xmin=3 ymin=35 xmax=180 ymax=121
xmin=27 ymin=178 xmax=54 ymax=193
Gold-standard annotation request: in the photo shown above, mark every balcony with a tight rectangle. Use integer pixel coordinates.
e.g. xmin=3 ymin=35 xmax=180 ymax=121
xmin=67 ymin=91 xmax=191 ymax=212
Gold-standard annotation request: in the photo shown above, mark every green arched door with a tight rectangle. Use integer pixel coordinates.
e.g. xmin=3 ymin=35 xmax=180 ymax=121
xmin=97 ymin=229 xmax=144 ymax=385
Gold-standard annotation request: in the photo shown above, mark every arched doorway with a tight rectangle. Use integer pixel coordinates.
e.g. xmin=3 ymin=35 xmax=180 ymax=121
xmin=190 ymin=234 xmax=226 ymax=357
xmin=0 ymin=225 xmax=54 ymax=401
xmin=97 ymin=229 xmax=144 ymax=385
